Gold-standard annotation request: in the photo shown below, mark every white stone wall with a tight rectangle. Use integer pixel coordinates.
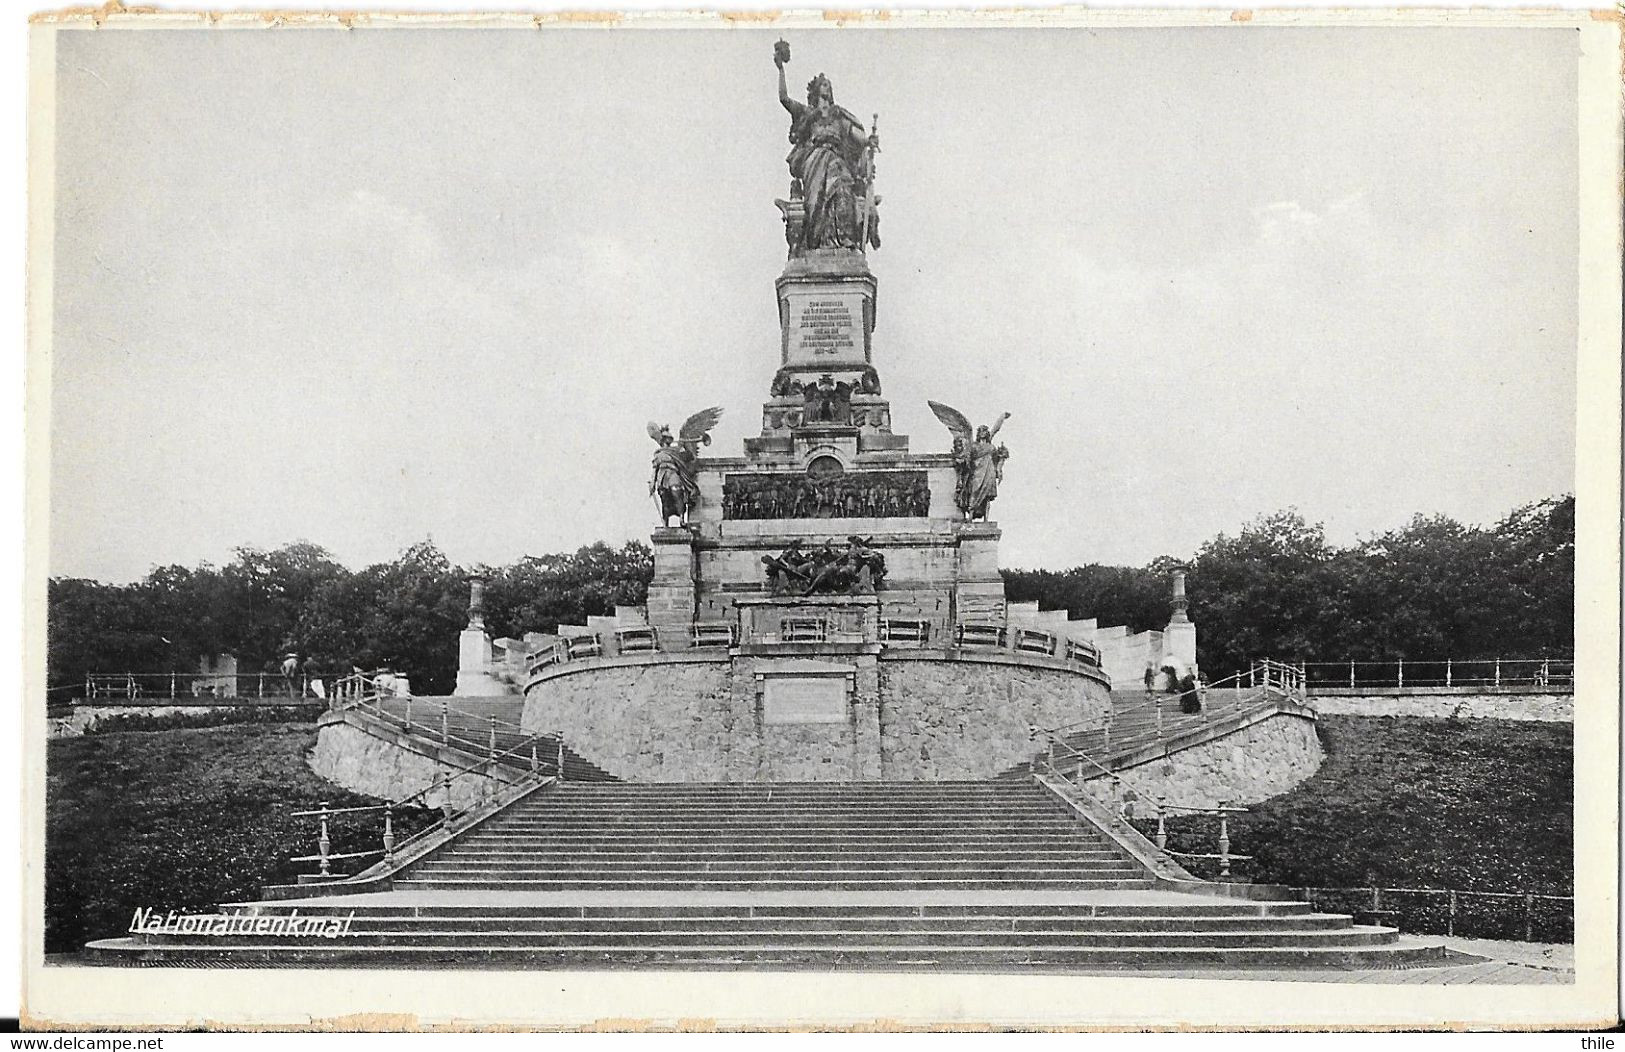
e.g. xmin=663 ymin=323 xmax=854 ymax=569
xmin=1308 ymin=692 xmax=1571 ymax=722
xmin=1085 ymin=712 xmax=1325 ymax=811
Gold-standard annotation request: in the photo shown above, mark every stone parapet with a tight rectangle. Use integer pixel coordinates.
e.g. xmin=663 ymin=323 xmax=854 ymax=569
xmin=1308 ymin=690 xmax=1572 ymax=722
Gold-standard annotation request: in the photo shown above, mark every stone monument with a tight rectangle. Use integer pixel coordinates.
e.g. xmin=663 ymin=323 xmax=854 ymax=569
xmin=522 ymin=44 xmax=1109 ymax=781
xmin=454 ymin=573 xmax=505 ymax=696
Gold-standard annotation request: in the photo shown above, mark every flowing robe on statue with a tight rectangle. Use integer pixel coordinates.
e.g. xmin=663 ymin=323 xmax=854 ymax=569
xmin=783 ymin=98 xmax=867 ymax=252
xmin=963 ymin=439 xmax=1005 ymax=519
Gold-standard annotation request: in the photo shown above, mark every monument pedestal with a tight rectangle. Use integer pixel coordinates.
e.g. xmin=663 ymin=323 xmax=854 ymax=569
xmin=646 ymin=527 xmax=699 ymax=650
xmin=454 ymin=628 xmax=503 ymax=695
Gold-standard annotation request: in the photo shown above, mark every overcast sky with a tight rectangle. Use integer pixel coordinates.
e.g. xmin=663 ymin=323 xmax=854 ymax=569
xmin=48 ymin=25 xmax=1578 ymax=583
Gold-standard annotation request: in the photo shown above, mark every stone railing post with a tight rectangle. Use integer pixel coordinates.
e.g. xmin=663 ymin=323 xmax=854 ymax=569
xmin=1216 ymin=812 xmax=1231 ymax=879
xmin=382 ymin=806 xmax=396 ymax=864
xmin=317 ymin=802 xmax=332 ymax=877
xmin=1154 ymin=810 xmax=1167 ymax=852
xmin=441 ymin=700 xmax=449 ymax=745
xmin=432 ymin=767 xmax=451 ymax=826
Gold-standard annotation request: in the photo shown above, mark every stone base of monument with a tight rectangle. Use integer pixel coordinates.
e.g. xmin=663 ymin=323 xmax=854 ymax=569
xmin=521 ymin=632 xmax=1112 ymax=783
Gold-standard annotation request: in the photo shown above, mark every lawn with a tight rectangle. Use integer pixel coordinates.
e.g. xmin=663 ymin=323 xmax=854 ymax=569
xmin=45 ymin=722 xmax=432 ymax=955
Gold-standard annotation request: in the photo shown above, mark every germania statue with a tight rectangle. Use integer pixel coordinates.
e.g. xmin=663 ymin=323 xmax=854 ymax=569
xmin=648 ymin=408 xmax=723 ymax=527
xmin=775 ymin=40 xmax=880 ymax=254
xmin=928 ymin=402 xmax=1012 ymax=521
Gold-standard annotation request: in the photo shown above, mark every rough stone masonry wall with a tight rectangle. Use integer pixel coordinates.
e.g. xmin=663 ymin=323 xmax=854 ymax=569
xmin=524 ymin=661 xmax=741 ymax=781
xmin=1308 ymin=691 xmax=1571 ymax=722
xmin=879 ymin=660 xmax=1110 ymax=780
xmin=526 ymin=654 xmax=1108 ymax=782
xmin=1085 ymin=713 xmax=1325 ymax=811
xmin=307 ymin=720 xmax=499 ymax=813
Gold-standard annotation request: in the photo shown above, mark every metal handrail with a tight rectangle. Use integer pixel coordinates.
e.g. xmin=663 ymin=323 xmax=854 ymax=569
xmin=1296 ymin=657 xmax=1573 ymax=690
xmin=1033 ymin=725 xmax=1251 ymax=877
xmin=338 ymin=685 xmax=533 ymax=739
xmin=290 ymin=724 xmax=570 ymax=878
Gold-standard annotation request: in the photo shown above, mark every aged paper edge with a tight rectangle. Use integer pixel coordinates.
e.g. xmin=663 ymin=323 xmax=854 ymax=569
xmin=19 ymin=6 xmax=1625 ymax=1032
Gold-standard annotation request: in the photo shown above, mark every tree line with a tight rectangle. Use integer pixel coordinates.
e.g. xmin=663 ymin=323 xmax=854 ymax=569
xmin=47 ymin=541 xmax=653 ymax=697
xmin=48 ymin=495 xmax=1572 ymax=696
xmin=1003 ymin=495 xmax=1574 ymax=674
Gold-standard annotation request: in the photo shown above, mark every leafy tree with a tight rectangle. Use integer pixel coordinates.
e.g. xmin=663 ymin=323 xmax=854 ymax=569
xmin=1003 ymin=562 xmax=1175 ymax=635
xmin=481 ymin=542 xmax=653 ymax=640
xmin=297 ymin=540 xmax=465 ymax=693
xmin=1186 ymin=509 xmax=1346 ymax=673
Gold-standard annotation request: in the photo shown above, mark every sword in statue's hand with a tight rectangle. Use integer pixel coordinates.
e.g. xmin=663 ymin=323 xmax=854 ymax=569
xmin=862 ymin=113 xmax=880 ymax=250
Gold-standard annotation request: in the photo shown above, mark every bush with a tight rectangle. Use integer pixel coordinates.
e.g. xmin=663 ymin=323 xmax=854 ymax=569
xmin=81 ymin=706 xmax=317 ymax=735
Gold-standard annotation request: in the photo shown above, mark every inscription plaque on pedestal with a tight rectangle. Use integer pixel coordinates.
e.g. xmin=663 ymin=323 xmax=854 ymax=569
xmin=762 ymin=677 xmax=849 ymax=724
xmin=785 ymin=291 xmax=867 ymax=365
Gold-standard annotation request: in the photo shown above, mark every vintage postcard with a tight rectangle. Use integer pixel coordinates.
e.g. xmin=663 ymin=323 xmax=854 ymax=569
xmin=21 ymin=7 xmax=1623 ymax=1031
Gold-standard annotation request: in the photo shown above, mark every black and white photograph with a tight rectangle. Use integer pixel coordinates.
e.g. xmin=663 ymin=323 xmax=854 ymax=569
xmin=21 ymin=7 xmax=1623 ymax=1031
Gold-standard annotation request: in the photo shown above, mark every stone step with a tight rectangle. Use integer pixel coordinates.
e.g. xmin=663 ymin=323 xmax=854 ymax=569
xmin=122 ymin=928 xmax=1397 ymax=950
xmin=254 ymin=914 xmax=1349 ymax=934
xmin=403 ymin=865 xmax=1144 ymax=878
xmin=541 ymin=785 xmax=1037 ymax=796
xmin=390 ymin=877 xmax=1159 ymax=892
xmin=226 ymin=902 xmax=1318 ymax=919
xmin=481 ymin=814 xmax=1087 ymax=827
xmin=91 ymin=938 xmax=1453 ymax=971
xmin=503 ymin=805 xmax=1070 ymax=818
xmin=436 ymin=849 xmax=1130 ymax=863
xmin=456 ymin=836 xmax=1118 ymax=851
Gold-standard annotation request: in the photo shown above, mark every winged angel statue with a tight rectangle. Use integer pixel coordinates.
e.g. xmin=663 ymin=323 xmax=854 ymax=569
xmin=927 ymin=402 xmax=1011 ymax=521
xmin=648 ymin=408 xmax=724 ymax=527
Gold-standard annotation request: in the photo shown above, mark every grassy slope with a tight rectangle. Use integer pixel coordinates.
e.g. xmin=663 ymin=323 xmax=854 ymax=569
xmin=45 ymin=722 xmax=429 ymax=955
xmin=1165 ymin=715 xmax=1573 ymax=894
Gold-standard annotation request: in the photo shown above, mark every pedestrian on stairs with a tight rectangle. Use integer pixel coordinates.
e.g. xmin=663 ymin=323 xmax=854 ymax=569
xmin=1178 ymin=672 xmax=1202 ymax=715
xmin=1143 ymin=664 xmax=1156 ymax=694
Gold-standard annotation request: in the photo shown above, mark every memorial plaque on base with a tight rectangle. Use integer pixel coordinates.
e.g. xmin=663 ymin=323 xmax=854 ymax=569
xmin=762 ymin=677 xmax=849 ymax=724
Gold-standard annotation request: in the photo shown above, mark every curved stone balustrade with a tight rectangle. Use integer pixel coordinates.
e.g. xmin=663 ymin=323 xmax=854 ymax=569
xmin=524 ymin=615 xmax=1106 ymax=683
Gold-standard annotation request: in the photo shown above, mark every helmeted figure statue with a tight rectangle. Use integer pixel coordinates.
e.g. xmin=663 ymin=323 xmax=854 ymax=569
xmin=929 ymin=402 xmax=1012 ymax=521
xmin=648 ymin=407 xmax=723 ymax=526
xmin=776 ymin=41 xmax=879 ymax=254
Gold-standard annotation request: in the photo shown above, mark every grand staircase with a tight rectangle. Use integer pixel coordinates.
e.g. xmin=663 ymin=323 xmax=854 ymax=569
xmin=89 ymin=778 xmax=1459 ymax=970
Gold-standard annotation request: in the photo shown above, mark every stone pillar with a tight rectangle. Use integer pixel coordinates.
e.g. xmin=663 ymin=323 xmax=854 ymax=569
xmin=647 ymin=526 xmax=699 ymax=651
xmin=850 ymin=657 xmax=883 ymax=779
xmin=1162 ymin=569 xmax=1198 ymax=678
xmin=952 ymin=521 xmax=1007 ymax=630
